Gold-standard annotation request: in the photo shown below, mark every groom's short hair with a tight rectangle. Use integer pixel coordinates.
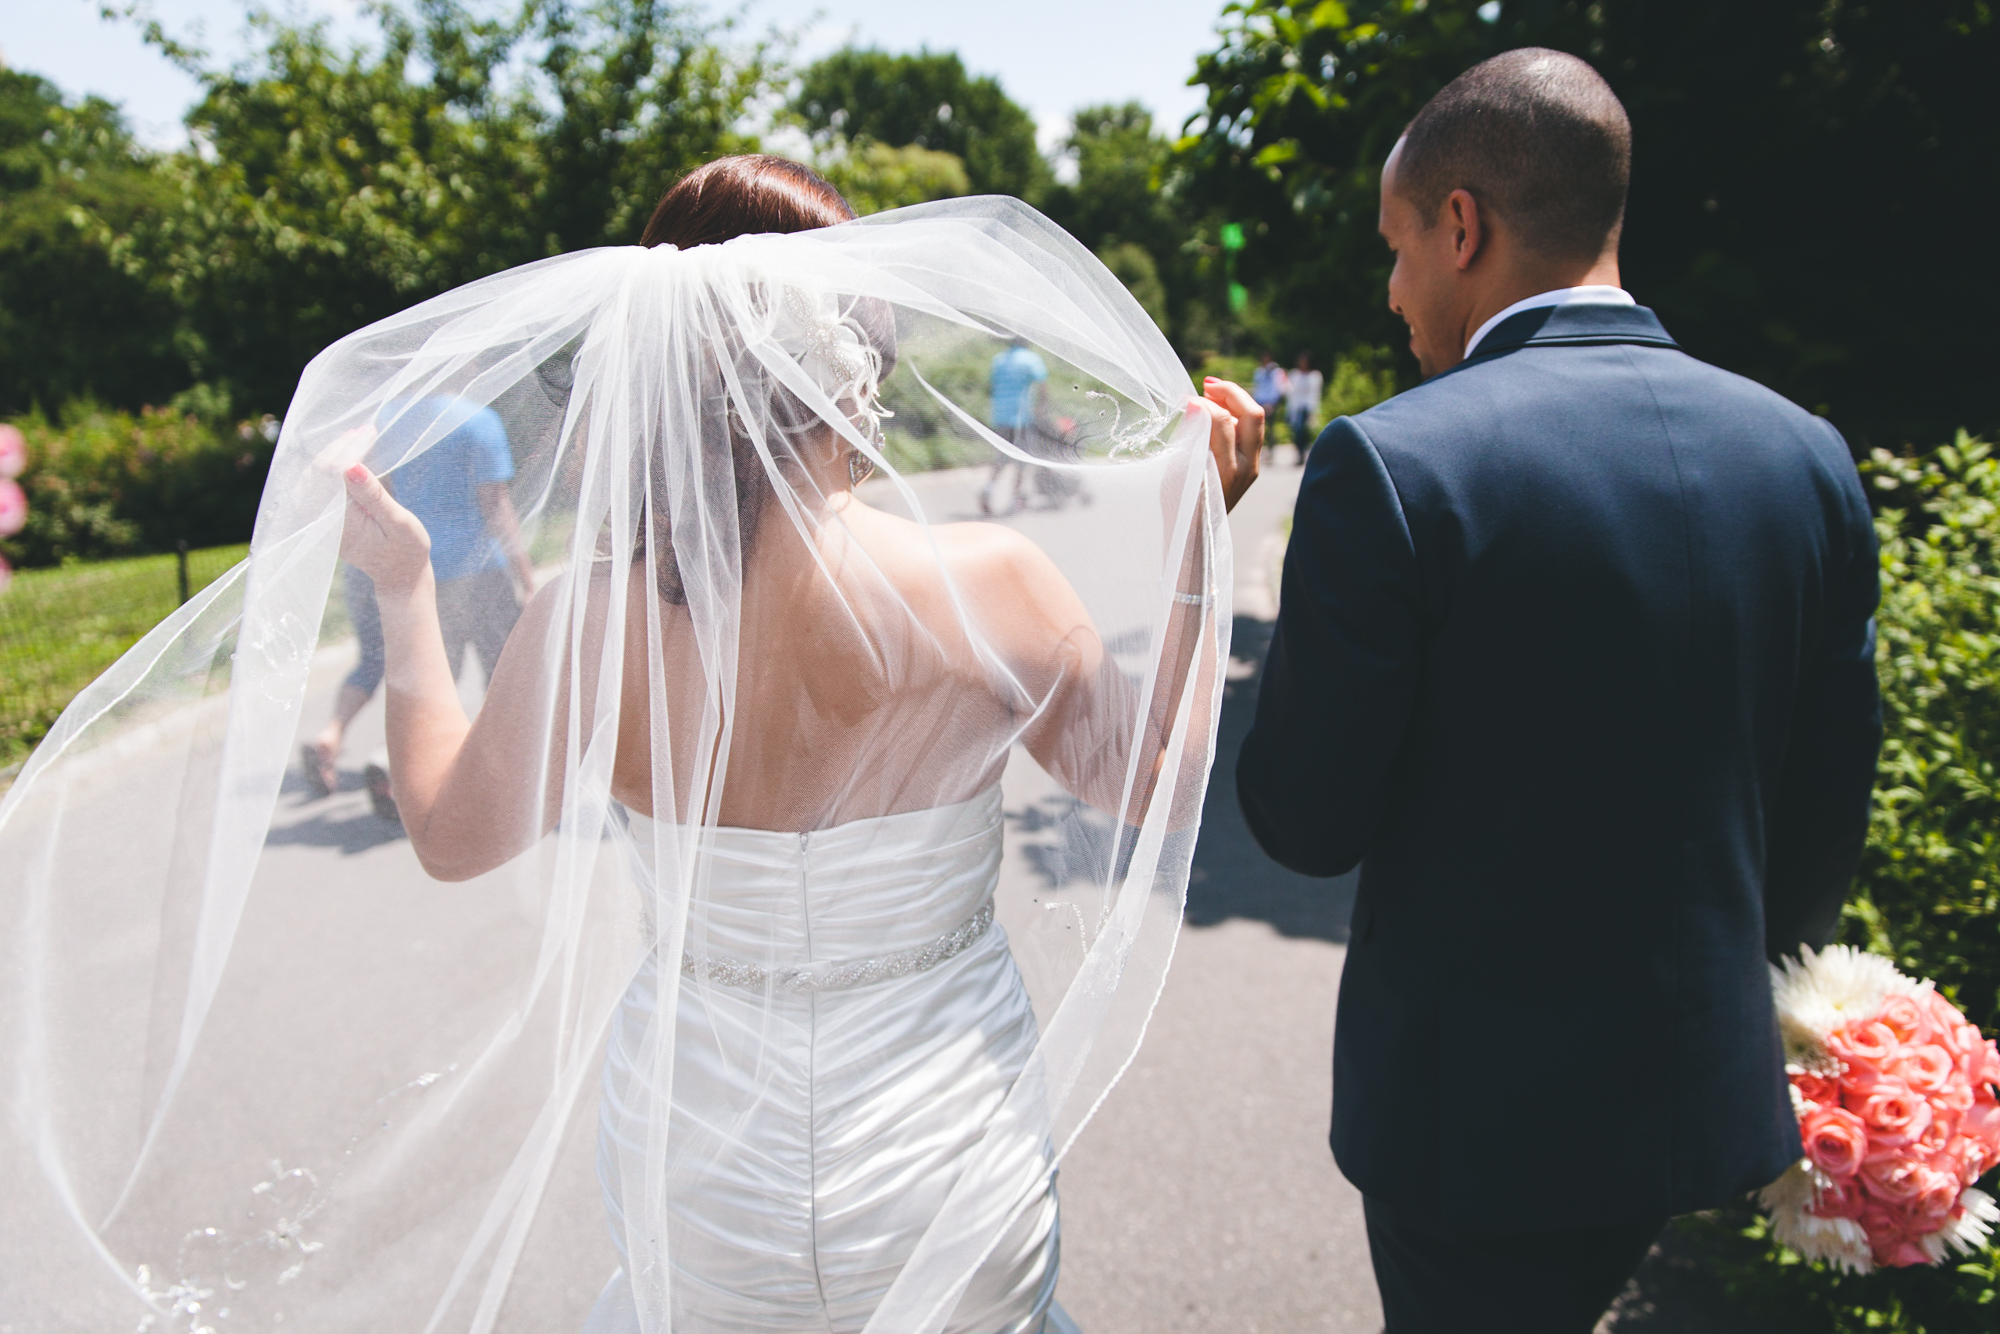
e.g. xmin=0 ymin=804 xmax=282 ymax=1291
xmin=1397 ymin=48 xmax=1631 ymax=261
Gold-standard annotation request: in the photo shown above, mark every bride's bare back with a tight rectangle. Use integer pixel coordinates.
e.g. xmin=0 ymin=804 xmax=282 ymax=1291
xmin=596 ymin=497 xmax=1103 ymax=831
xmin=343 ymin=377 xmax=1257 ymax=883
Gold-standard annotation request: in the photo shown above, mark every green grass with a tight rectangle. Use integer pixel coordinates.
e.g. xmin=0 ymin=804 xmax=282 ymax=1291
xmin=0 ymin=543 xmax=248 ymax=769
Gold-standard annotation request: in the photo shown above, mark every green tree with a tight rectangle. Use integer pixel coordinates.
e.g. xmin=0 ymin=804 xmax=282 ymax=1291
xmin=1097 ymin=241 xmax=1170 ymax=331
xmin=1181 ymin=0 xmax=2000 ymax=449
xmin=104 ymin=0 xmax=774 ymax=416
xmin=0 ymin=71 xmax=183 ymax=415
xmin=1041 ymin=103 xmax=1210 ymax=347
xmin=819 ymin=143 xmax=969 ymax=216
xmin=789 ymin=49 xmax=1048 ymax=200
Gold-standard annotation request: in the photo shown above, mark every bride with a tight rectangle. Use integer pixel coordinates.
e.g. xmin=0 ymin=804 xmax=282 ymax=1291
xmin=0 ymin=156 xmax=1257 ymax=1332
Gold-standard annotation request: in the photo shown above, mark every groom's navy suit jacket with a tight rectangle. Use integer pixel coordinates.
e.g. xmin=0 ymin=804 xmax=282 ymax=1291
xmin=1237 ymin=304 xmax=1881 ymax=1231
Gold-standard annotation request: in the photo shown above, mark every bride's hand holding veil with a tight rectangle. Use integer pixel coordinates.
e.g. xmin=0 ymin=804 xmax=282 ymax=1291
xmin=1192 ymin=376 xmax=1264 ymax=511
xmin=337 ymin=459 xmax=535 ymax=879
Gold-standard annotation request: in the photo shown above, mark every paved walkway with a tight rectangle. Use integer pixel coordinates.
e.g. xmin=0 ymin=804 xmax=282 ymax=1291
xmin=1048 ymin=457 xmax=1383 ymax=1333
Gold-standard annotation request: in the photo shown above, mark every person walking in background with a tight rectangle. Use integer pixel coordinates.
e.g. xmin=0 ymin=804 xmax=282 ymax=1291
xmin=982 ymin=335 xmax=1048 ymax=515
xmin=1252 ymin=351 xmax=1290 ymax=461
xmin=302 ymin=396 xmax=535 ymax=813
xmin=1285 ymin=350 xmax=1324 ymax=450
xmin=1238 ymin=49 xmax=1879 ymax=1333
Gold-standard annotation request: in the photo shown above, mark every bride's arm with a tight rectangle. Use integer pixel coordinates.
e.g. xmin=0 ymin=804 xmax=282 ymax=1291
xmin=340 ymin=464 xmax=605 ymax=881
xmin=1007 ymin=382 xmax=1261 ymax=820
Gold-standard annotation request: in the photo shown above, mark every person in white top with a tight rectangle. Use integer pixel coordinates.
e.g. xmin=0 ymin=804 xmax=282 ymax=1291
xmin=1286 ymin=351 xmax=1325 ymax=450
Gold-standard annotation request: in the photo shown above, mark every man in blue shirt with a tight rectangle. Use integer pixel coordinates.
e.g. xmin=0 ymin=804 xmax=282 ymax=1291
xmin=982 ymin=338 xmax=1048 ymax=515
xmin=303 ymin=397 xmax=535 ymax=809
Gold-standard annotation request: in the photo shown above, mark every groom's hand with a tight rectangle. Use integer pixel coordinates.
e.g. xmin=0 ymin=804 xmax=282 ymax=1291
xmin=1195 ymin=378 xmax=1262 ymax=512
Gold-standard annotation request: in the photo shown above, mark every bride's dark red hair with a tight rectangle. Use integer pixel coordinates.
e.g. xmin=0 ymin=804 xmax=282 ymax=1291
xmin=639 ymin=154 xmax=856 ymax=248
xmin=633 ymin=155 xmax=881 ymax=606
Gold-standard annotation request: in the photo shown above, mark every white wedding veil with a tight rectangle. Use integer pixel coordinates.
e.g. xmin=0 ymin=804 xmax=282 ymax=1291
xmin=0 ymin=196 xmax=1229 ymax=1331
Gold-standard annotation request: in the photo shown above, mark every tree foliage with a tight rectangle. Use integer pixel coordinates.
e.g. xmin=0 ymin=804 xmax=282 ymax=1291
xmin=0 ymin=71 xmax=183 ymax=415
xmin=1180 ymin=0 xmax=2000 ymax=449
xmin=789 ymin=49 xmax=1048 ymax=200
xmin=102 ymin=0 xmax=772 ymax=416
xmin=818 ymin=143 xmax=969 ymax=216
xmin=1040 ymin=104 xmax=1204 ymax=340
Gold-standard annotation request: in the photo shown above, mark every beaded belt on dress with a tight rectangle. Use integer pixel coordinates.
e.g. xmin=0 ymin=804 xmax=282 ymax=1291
xmin=679 ymin=898 xmax=996 ymax=994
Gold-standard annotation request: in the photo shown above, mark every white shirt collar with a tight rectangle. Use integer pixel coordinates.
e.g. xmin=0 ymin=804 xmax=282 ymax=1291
xmin=1464 ymin=285 xmax=1635 ymax=359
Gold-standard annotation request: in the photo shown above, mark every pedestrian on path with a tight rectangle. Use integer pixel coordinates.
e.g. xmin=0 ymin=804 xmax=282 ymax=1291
xmin=1285 ymin=351 xmax=1323 ymax=451
xmin=301 ymin=396 xmax=535 ymax=812
xmin=983 ymin=336 xmax=1048 ymax=514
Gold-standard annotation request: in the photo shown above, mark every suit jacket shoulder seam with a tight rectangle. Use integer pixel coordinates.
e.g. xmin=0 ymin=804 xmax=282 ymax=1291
xmin=1340 ymin=416 xmax=1419 ymax=566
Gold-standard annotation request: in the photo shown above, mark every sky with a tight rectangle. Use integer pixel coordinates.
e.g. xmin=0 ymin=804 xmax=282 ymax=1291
xmin=1 ymin=0 xmax=1231 ymax=151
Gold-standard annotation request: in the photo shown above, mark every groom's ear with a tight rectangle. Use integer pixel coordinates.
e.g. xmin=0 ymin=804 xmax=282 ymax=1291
xmin=1443 ymin=189 xmax=1487 ymax=272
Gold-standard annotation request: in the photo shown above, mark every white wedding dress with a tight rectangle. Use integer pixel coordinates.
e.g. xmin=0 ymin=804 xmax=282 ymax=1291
xmin=587 ymin=785 xmax=1077 ymax=1334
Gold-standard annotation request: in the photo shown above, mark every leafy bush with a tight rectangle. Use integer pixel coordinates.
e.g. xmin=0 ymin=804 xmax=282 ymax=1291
xmin=1849 ymin=435 xmax=2000 ymax=1037
xmin=0 ymin=400 xmax=273 ymax=568
xmin=1675 ymin=434 xmax=2000 ymax=1332
xmin=819 ymin=143 xmax=968 ymax=216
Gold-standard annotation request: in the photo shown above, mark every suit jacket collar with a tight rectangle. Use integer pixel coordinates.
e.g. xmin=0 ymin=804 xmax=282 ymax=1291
xmin=1460 ymin=303 xmax=1678 ymax=364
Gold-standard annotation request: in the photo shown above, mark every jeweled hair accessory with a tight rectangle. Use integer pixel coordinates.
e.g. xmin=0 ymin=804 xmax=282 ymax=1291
xmin=775 ymin=284 xmax=887 ymax=437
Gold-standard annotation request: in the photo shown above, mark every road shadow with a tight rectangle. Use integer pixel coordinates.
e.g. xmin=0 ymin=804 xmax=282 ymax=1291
xmin=265 ymin=769 xmax=406 ymax=855
xmin=1598 ymin=1222 xmax=1797 ymax=1334
xmin=1008 ymin=615 xmax=1356 ymax=942
xmin=1181 ymin=616 xmax=1357 ymax=942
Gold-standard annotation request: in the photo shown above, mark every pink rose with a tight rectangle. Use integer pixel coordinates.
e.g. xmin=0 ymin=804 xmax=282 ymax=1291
xmin=1878 ymin=994 xmax=1936 ymax=1046
xmin=0 ymin=424 xmax=23 ymax=480
xmin=1924 ymin=988 xmax=1971 ymax=1031
xmin=1862 ymin=1202 xmax=1934 ymax=1268
xmin=1842 ymin=1059 xmax=1902 ymax=1102
xmin=1934 ymin=1078 xmax=1975 ymax=1116
xmin=0 ymin=478 xmax=23 ymax=539
xmin=1943 ymin=1016 xmax=1986 ymax=1059
xmin=1893 ymin=1043 xmax=1957 ymax=1095
xmin=1915 ymin=1110 xmax=1958 ymax=1156
xmin=1832 ymin=1020 xmax=1902 ymax=1073
xmin=1792 ymin=1068 xmax=1839 ymax=1108
xmin=1862 ymin=1155 xmax=1930 ymax=1203
xmin=1966 ymin=1094 xmax=2000 ymax=1157
xmin=1802 ymin=1105 xmax=1870 ymax=1178
xmin=1940 ymin=1136 xmax=1989 ymax=1187
xmin=1858 ymin=1077 xmax=1934 ymax=1152
xmin=1810 ymin=1174 xmax=1868 ymax=1220
xmin=1914 ymin=1167 xmax=1962 ymax=1221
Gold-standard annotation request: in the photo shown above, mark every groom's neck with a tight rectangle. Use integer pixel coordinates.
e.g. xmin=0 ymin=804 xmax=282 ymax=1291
xmin=1455 ymin=249 xmax=1624 ymax=359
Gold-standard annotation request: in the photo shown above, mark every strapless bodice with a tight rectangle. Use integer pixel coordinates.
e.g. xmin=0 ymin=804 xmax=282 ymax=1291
xmin=593 ymin=781 xmax=1057 ymax=1334
xmin=619 ymin=785 xmax=1003 ymax=984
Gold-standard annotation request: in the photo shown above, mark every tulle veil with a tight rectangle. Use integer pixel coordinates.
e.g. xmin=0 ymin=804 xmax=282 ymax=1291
xmin=0 ymin=197 xmax=1230 ymax=1331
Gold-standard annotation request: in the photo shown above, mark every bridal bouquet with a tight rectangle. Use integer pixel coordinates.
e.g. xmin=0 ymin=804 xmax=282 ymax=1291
xmin=1760 ymin=945 xmax=2000 ymax=1271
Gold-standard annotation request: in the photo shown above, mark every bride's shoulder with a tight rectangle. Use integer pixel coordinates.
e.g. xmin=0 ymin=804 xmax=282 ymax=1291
xmin=859 ymin=508 xmax=1059 ymax=583
xmin=850 ymin=507 xmax=1083 ymax=627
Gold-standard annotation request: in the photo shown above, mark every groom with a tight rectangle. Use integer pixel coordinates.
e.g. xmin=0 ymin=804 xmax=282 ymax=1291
xmin=1236 ymin=49 xmax=1882 ymax=1332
